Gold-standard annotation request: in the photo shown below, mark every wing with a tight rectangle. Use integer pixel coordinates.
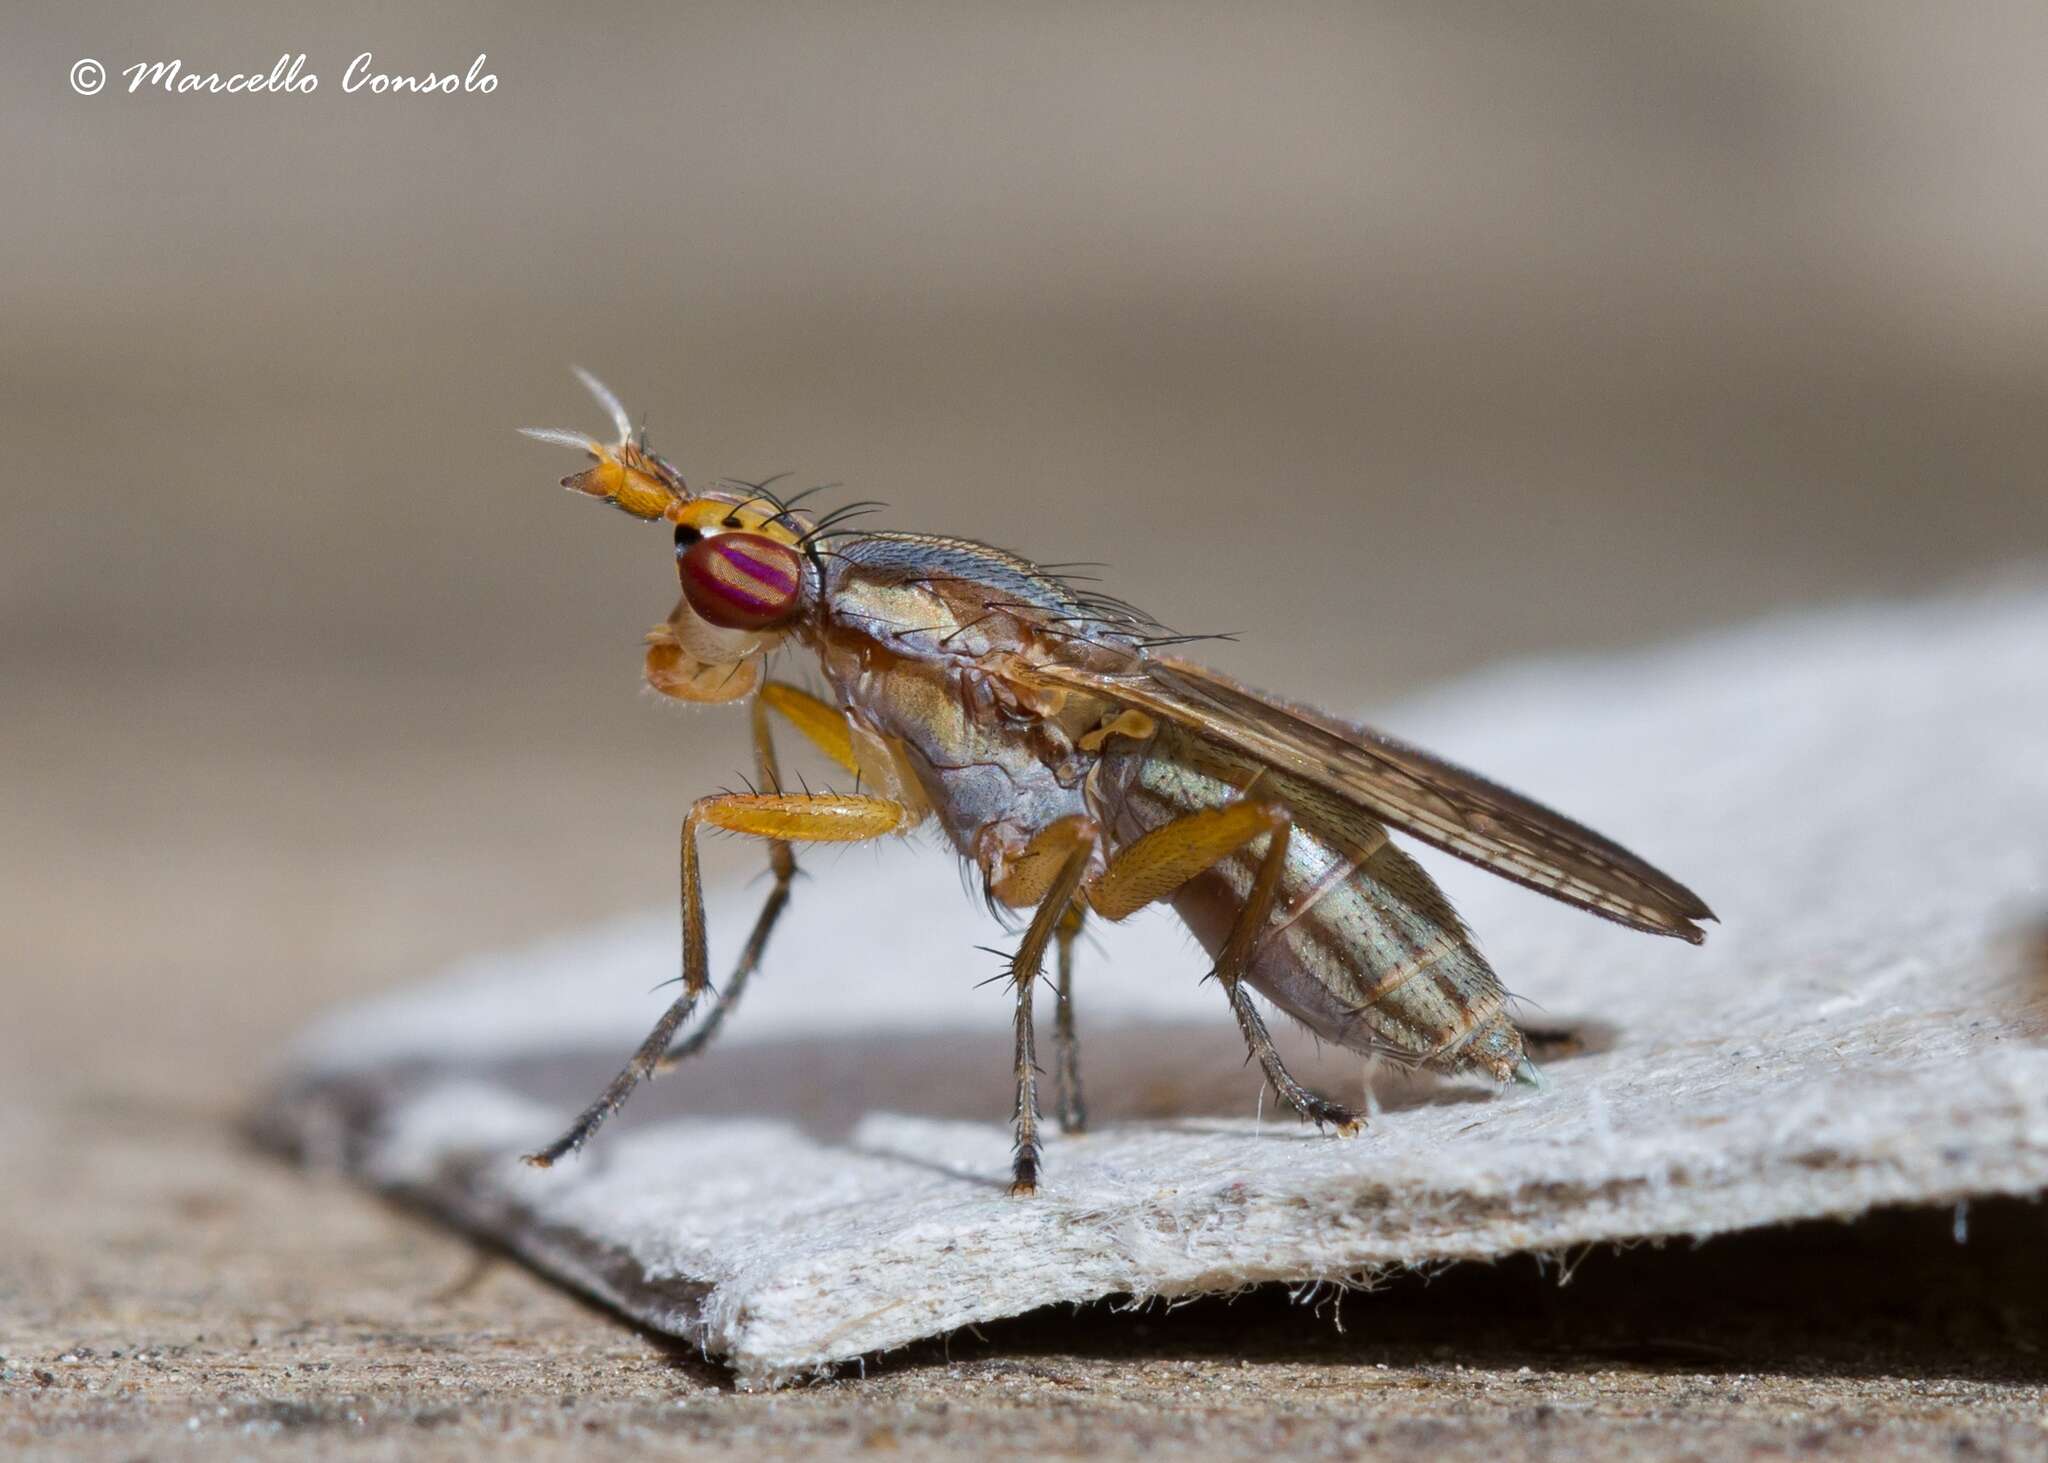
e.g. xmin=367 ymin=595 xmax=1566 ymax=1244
xmin=1023 ymin=654 xmax=1714 ymax=943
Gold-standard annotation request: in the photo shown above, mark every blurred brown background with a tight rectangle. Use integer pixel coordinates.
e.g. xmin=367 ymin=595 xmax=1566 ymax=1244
xmin=5 ymin=3 xmax=2047 ymax=1450
xmin=10 ymin=0 xmax=2048 ymax=1090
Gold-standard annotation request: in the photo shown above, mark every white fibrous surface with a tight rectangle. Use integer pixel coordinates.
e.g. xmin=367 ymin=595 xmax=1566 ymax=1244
xmin=268 ymin=583 xmax=2048 ymax=1387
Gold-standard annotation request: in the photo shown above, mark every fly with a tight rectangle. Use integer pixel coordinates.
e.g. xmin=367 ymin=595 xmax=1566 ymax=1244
xmin=519 ymin=370 xmax=1714 ymax=1194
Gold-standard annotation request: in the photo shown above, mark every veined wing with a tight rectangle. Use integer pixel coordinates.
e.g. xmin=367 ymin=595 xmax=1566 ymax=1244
xmin=1025 ymin=655 xmax=1714 ymax=943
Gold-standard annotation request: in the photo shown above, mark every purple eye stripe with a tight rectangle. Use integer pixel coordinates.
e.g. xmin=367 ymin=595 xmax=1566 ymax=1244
xmin=720 ymin=536 xmax=798 ymax=590
xmin=715 ymin=539 xmax=800 ymax=598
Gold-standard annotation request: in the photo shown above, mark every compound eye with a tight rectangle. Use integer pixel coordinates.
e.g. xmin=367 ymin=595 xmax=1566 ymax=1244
xmin=678 ymin=531 xmax=805 ymax=630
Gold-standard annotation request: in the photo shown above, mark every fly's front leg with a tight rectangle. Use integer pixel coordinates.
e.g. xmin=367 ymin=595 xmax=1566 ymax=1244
xmin=990 ymin=816 xmax=1099 ymax=1196
xmin=1089 ymin=800 xmax=1363 ymax=1136
xmin=656 ymin=687 xmax=849 ymax=1069
xmin=524 ymin=789 xmax=907 ymax=1167
xmin=1052 ymin=905 xmax=1087 ymax=1134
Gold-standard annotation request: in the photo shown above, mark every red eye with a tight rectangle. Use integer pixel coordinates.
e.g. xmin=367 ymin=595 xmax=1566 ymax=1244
xmin=678 ymin=531 xmax=805 ymax=630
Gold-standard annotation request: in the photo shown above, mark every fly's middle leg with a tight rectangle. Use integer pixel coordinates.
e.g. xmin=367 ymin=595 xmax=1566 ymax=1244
xmin=1052 ymin=905 xmax=1087 ymax=1134
xmin=990 ymin=816 xmax=1099 ymax=1196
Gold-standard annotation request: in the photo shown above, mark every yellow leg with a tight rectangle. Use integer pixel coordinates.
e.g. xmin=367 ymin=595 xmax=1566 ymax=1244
xmin=1087 ymin=799 xmax=1284 ymax=922
xmin=1086 ymin=799 xmax=1364 ymax=1135
xmin=756 ymin=681 xmax=861 ymax=777
xmin=525 ymin=789 xmax=908 ymax=1167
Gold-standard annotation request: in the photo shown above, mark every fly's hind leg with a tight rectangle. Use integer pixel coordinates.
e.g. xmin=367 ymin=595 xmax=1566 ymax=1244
xmin=1089 ymin=800 xmax=1363 ymax=1136
xmin=1215 ymin=822 xmax=1362 ymax=1134
xmin=524 ymin=788 xmax=908 ymax=1167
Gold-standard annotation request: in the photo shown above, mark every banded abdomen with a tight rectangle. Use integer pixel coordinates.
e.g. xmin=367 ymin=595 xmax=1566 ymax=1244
xmin=1092 ymin=721 xmax=1526 ymax=1080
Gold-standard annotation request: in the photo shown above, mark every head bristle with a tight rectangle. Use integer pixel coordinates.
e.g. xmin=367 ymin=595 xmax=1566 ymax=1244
xmin=572 ymin=366 xmax=635 ymax=444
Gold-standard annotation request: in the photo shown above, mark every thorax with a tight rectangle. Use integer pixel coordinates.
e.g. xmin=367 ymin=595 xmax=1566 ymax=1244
xmin=798 ymin=534 xmax=1130 ymax=880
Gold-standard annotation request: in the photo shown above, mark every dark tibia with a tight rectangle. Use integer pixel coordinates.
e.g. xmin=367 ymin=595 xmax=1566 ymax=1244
xmin=1052 ymin=905 xmax=1087 ymax=1134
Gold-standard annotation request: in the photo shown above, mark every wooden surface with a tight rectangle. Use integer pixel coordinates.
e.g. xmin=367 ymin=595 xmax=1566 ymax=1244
xmin=8 ymin=1075 xmax=2047 ymax=1458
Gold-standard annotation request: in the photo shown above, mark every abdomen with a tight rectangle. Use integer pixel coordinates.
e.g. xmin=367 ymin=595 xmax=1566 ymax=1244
xmin=1093 ymin=724 xmax=1526 ymax=1081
